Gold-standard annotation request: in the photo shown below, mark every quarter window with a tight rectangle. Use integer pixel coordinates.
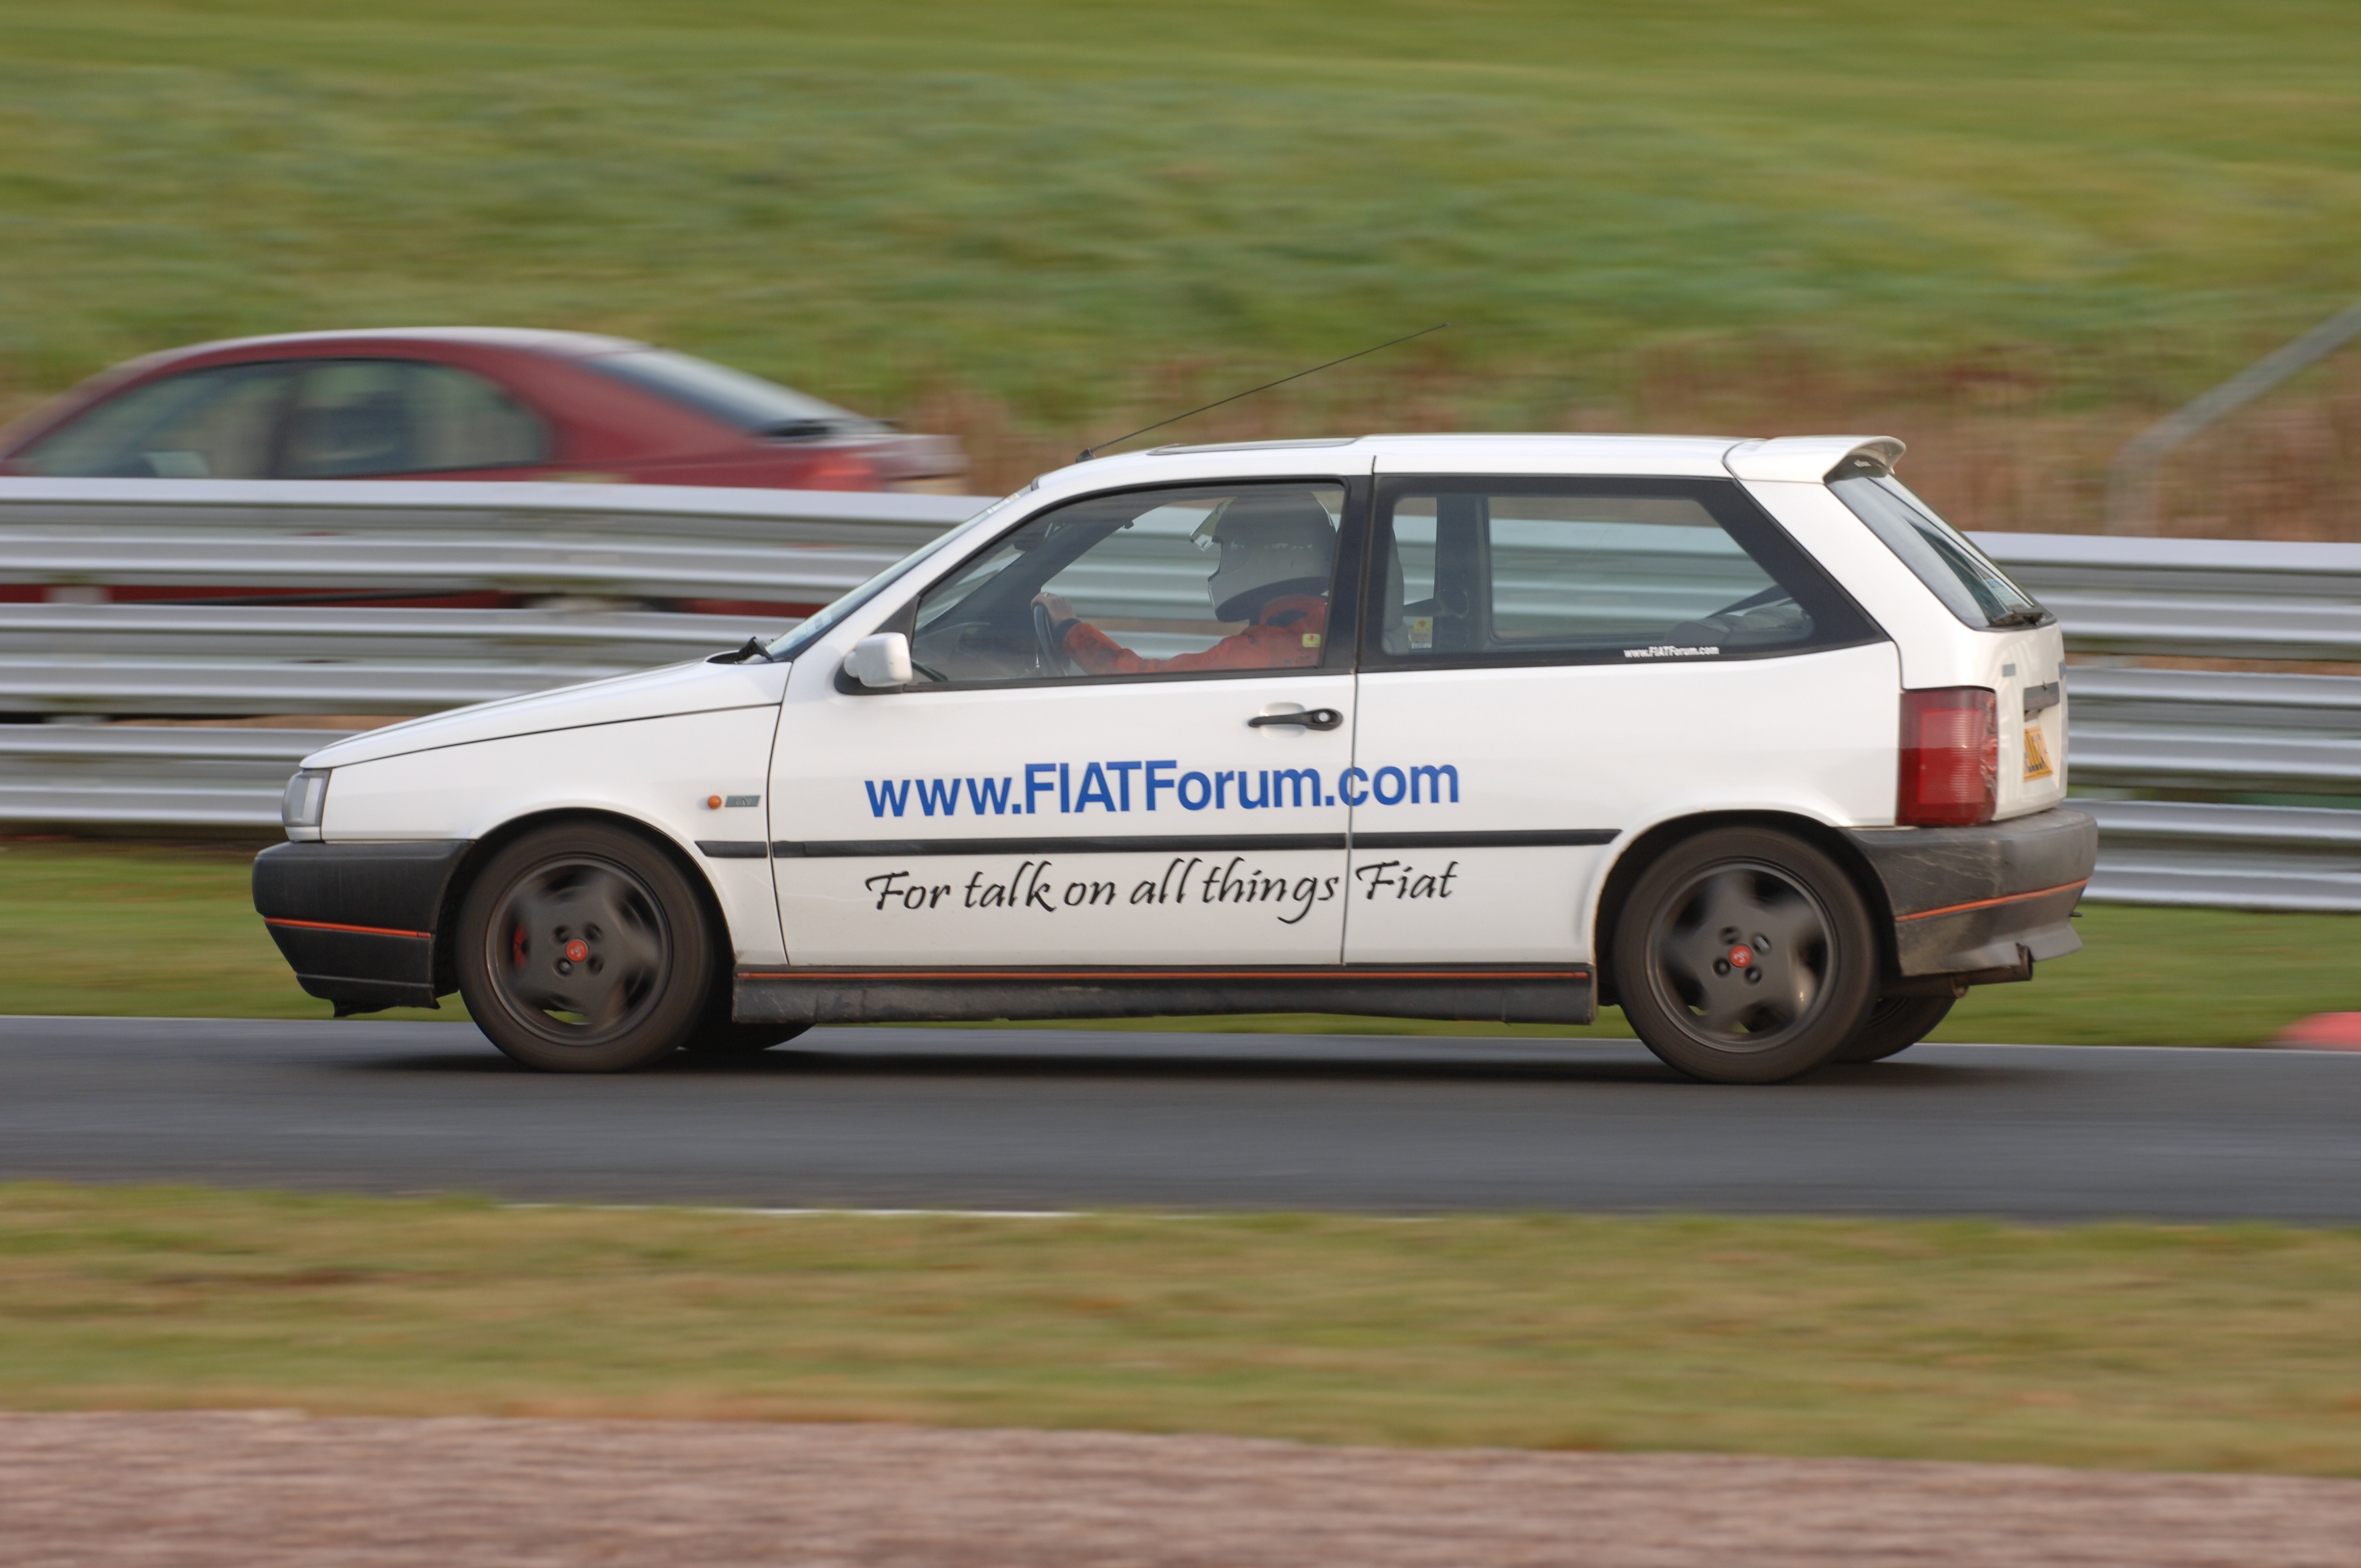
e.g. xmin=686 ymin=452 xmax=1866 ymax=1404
xmin=909 ymin=482 xmax=1349 ymax=685
xmin=1367 ymin=479 xmax=1874 ymax=667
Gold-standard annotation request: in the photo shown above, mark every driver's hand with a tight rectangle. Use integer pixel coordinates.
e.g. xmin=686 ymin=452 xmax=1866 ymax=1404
xmin=1032 ymin=591 xmax=1076 ymax=625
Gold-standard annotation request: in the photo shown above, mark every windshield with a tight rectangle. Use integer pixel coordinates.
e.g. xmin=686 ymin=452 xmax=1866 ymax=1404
xmin=583 ymin=349 xmax=877 ymax=436
xmin=762 ymin=487 xmax=1040 ymax=662
xmin=1829 ymin=474 xmax=2047 ymax=628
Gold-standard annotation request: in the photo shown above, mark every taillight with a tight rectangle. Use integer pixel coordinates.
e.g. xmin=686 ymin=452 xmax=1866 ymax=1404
xmin=797 ymin=449 xmax=883 ymax=491
xmin=1898 ymin=687 xmax=1997 ymax=827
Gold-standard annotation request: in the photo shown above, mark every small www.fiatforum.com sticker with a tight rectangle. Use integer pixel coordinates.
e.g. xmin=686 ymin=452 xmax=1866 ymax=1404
xmin=1622 ymin=645 xmax=1721 ymax=659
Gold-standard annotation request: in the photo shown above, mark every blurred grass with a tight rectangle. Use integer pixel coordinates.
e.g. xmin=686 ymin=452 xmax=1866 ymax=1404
xmin=2 ymin=1183 xmax=2359 ymax=1473
xmin=2 ymin=1 xmax=2359 ymax=516
xmin=5 ymin=837 xmax=2355 ymax=1045
xmin=0 ymin=839 xmax=454 ymax=1023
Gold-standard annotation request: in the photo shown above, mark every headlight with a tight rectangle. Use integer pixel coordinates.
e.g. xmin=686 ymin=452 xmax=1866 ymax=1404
xmin=281 ymin=769 xmax=331 ymax=839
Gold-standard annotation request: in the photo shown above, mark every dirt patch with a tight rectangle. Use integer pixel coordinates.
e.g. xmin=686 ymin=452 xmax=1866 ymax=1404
xmin=4 ymin=1412 xmax=2358 ymax=1566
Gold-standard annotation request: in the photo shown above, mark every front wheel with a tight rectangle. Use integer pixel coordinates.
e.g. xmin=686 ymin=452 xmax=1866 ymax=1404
xmin=456 ymin=823 xmax=716 ymax=1072
xmin=1612 ymin=827 xmax=1879 ymax=1085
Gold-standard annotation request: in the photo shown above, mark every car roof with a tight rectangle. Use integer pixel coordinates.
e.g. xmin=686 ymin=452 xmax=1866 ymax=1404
xmin=1024 ymin=433 xmax=1900 ymax=497
xmin=132 ymin=326 xmax=647 ymax=367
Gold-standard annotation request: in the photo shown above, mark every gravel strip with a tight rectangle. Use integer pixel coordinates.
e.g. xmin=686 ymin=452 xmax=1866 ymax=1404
xmin=5 ymin=1411 xmax=2359 ymax=1566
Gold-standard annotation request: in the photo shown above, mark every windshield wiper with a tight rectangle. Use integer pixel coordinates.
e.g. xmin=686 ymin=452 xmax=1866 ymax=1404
xmin=1985 ymin=607 xmax=2050 ymax=628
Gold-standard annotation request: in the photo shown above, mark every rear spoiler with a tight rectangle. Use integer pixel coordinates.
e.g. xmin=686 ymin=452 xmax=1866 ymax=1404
xmin=1723 ymin=435 xmax=1906 ymax=484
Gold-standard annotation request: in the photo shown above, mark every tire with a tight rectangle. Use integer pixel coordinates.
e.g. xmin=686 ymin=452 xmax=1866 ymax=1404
xmin=680 ymin=1021 xmax=812 ymax=1058
xmin=1612 ymin=827 xmax=1880 ymax=1085
xmin=456 ymin=823 xmax=715 ymax=1072
xmin=1834 ymin=993 xmax=1955 ymax=1064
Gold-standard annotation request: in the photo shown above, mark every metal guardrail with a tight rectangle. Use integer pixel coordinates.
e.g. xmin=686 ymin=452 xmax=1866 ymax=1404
xmin=0 ymin=477 xmax=967 ymax=605
xmin=0 ymin=724 xmax=324 ymax=827
xmin=0 ymin=478 xmax=934 ymax=827
xmin=1 ymin=478 xmax=2358 ymax=911
xmin=0 ymin=602 xmax=773 ymax=717
xmin=1969 ymin=532 xmax=2361 ymax=911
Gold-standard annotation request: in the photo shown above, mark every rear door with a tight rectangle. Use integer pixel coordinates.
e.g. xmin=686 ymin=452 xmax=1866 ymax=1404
xmin=1345 ymin=475 xmax=1896 ymax=964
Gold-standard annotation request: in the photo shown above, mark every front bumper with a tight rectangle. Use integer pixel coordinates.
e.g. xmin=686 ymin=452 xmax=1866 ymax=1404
xmin=1846 ymin=807 xmax=2097 ymax=987
xmin=252 ymin=840 xmax=474 ymax=1015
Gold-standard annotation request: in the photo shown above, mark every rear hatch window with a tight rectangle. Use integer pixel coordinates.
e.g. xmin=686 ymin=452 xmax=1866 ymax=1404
xmin=1830 ymin=473 xmax=2049 ymax=629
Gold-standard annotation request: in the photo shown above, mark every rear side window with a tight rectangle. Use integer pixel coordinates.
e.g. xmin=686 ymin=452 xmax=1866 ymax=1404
xmin=1365 ymin=477 xmax=1877 ymax=668
xmin=19 ymin=362 xmax=297 ymax=478
xmin=1830 ymin=473 xmax=2048 ymax=629
xmin=278 ymin=360 xmax=548 ymax=477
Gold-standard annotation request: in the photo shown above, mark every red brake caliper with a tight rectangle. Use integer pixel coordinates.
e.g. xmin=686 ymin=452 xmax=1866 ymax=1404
xmin=512 ymin=924 xmax=527 ymax=969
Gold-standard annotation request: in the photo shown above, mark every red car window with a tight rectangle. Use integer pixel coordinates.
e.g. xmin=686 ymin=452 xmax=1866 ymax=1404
xmin=19 ymin=361 xmax=297 ymax=478
xmin=277 ymin=360 xmax=548 ymax=477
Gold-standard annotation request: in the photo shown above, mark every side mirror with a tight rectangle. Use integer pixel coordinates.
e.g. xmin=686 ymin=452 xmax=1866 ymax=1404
xmin=844 ymin=631 xmax=912 ymax=689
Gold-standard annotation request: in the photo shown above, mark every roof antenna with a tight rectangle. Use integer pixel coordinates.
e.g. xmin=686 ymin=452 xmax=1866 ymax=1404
xmin=1075 ymin=323 xmax=1448 ymax=462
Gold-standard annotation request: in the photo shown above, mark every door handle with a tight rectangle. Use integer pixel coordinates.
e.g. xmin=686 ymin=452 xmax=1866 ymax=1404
xmin=1248 ymin=708 xmax=1343 ymax=731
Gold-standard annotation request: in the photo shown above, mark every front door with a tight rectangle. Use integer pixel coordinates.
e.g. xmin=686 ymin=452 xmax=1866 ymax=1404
xmin=769 ymin=478 xmax=1362 ymax=966
xmin=1345 ymin=474 xmax=1897 ymax=964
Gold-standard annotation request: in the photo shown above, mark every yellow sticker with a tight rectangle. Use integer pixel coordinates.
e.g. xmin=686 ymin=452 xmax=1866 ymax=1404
xmin=1301 ymin=632 xmax=1322 ymax=649
xmin=2023 ymin=723 xmax=2055 ymax=781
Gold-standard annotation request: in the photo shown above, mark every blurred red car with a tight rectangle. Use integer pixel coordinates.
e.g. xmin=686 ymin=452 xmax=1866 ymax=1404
xmin=0 ymin=328 xmax=963 ymax=492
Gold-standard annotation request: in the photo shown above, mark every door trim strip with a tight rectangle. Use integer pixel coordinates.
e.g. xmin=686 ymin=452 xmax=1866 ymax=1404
xmin=1351 ymin=829 xmax=1618 ymax=850
xmin=775 ymin=834 xmax=1349 ymax=858
xmin=770 ymin=829 xmax=1619 ymax=858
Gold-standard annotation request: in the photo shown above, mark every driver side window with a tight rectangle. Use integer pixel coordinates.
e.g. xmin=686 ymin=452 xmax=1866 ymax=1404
xmin=909 ymin=482 xmax=1347 ymax=685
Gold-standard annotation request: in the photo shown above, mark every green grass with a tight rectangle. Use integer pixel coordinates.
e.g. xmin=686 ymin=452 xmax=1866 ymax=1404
xmin=0 ymin=839 xmax=454 ymax=1023
xmin=3 ymin=0 xmax=2358 ymax=447
xmin=6 ymin=837 xmax=2355 ymax=1046
xmin=3 ymin=1184 xmax=2359 ymax=1473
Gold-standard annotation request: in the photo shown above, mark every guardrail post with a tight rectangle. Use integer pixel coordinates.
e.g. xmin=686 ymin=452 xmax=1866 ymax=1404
xmin=2104 ymin=297 xmax=2361 ymax=536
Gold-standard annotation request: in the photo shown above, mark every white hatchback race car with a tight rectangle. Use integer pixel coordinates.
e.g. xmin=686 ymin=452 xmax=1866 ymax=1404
xmin=255 ymin=434 xmax=2094 ymax=1083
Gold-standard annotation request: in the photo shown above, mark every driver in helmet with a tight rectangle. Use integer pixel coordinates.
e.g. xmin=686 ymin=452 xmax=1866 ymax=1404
xmin=1032 ymin=489 xmax=1335 ymax=676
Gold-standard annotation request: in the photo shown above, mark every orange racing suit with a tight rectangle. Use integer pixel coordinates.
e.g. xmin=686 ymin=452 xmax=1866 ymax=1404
xmin=1060 ymin=593 xmax=1330 ymax=676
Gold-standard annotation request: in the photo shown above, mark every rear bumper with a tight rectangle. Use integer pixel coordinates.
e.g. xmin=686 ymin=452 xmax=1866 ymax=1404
xmin=252 ymin=840 xmax=473 ymax=1015
xmin=1846 ymin=807 xmax=2097 ymax=987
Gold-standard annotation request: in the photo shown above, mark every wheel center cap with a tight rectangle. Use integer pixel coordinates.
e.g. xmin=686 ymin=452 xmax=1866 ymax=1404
xmin=563 ymin=939 xmax=590 ymax=963
xmin=1727 ymin=944 xmax=1754 ymax=968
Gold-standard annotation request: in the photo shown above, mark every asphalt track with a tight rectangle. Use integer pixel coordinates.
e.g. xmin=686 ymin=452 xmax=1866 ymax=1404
xmin=3 ymin=1016 xmax=2358 ymax=1220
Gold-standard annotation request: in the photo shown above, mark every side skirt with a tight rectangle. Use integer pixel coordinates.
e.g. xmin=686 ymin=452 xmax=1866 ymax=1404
xmin=735 ymin=965 xmax=1596 ymax=1027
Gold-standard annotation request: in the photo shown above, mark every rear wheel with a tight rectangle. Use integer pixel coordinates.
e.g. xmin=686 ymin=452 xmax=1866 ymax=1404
xmin=1613 ymin=827 xmax=1879 ymax=1085
xmin=1835 ymin=993 xmax=1955 ymax=1064
xmin=456 ymin=823 xmax=714 ymax=1072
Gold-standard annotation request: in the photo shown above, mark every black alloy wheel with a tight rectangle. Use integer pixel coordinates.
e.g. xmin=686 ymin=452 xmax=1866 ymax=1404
xmin=456 ymin=823 xmax=715 ymax=1072
xmin=1833 ymin=992 xmax=1956 ymax=1064
xmin=1612 ymin=827 xmax=1878 ymax=1084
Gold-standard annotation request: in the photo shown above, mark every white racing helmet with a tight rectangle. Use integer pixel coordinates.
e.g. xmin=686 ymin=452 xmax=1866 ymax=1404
xmin=1192 ymin=489 xmax=1337 ymax=622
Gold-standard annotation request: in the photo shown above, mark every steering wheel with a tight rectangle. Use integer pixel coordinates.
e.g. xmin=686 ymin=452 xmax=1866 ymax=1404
xmin=1032 ymin=600 xmax=1075 ymax=677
